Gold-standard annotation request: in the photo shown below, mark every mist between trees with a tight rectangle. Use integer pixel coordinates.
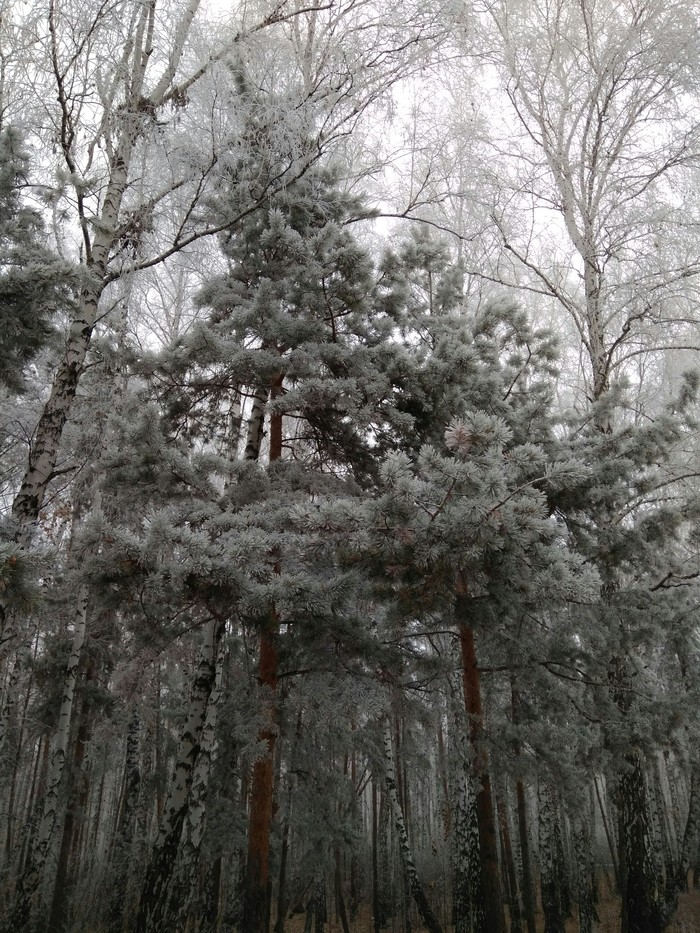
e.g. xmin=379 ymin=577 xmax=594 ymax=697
xmin=1 ymin=1 xmax=700 ymax=931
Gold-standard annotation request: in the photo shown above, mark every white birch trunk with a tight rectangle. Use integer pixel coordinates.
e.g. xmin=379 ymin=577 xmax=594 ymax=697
xmin=452 ymin=757 xmax=482 ymax=933
xmin=244 ymin=387 xmax=269 ymax=461
xmin=382 ymin=719 xmax=442 ymax=933
xmin=134 ymin=615 xmax=224 ymax=933
xmin=170 ymin=634 xmax=225 ymax=928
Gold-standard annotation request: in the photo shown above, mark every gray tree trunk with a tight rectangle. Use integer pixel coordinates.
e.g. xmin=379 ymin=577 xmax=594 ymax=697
xmin=538 ymin=780 xmax=566 ymax=933
xmin=383 ymin=719 xmax=442 ymax=933
xmin=7 ymin=586 xmax=88 ymax=932
xmin=134 ymin=615 xmax=224 ymax=933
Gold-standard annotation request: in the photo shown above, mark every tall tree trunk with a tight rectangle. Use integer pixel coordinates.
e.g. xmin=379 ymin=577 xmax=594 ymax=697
xmin=243 ymin=613 xmax=279 ymax=933
xmin=496 ymin=780 xmax=522 ymax=933
xmin=616 ymin=754 xmax=662 ymax=933
xmin=649 ymin=761 xmax=673 ymax=887
xmin=594 ymin=775 xmax=620 ymax=891
xmin=334 ymin=843 xmax=351 ymax=933
xmin=572 ymin=805 xmax=598 ymax=933
xmin=455 ymin=577 xmax=506 ymax=933
xmin=452 ymin=754 xmax=483 ymax=933
xmin=47 ymin=660 xmax=95 ymax=932
xmin=372 ymin=776 xmax=380 ymax=933
xmin=134 ymin=615 xmax=224 ymax=933
xmin=108 ymin=709 xmax=142 ymax=933
xmin=382 ymin=719 xmax=442 ymax=933
xmin=514 ymin=776 xmax=537 ymax=933
xmin=7 ymin=585 xmax=88 ymax=933
xmin=538 ymin=781 xmax=566 ymax=933
xmin=663 ymin=762 xmax=700 ymax=920
xmin=243 ymin=386 xmax=283 ymax=933
xmin=170 ymin=633 xmax=225 ymax=929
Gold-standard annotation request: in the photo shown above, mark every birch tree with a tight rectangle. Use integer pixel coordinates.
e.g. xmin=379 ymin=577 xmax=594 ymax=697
xmin=477 ymin=0 xmax=700 ymax=405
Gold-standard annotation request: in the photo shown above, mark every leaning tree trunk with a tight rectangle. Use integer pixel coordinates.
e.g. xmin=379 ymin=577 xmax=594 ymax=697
xmin=7 ymin=585 xmax=88 ymax=933
xmin=134 ymin=615 xmax=224 ymax=933
xmin=455 ymin=575 xmax=506 ymax=933
xmin=383 ymin=718 xmax=443 ymax=933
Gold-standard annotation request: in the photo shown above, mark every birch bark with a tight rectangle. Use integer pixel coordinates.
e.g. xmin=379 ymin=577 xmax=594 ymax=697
xmin=134 ymin=614 xmax=224 ymax=933
xmin=382 ymin=718 xmax=442 ymax=933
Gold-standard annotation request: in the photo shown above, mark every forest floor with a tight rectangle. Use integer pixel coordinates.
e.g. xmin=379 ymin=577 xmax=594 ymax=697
xmin=283 ymin=887 xmax=700 ymax=932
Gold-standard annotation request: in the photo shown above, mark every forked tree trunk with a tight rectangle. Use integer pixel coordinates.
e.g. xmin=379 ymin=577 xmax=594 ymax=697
xmin=382 ymin=719 xmax=442 ymax=933
xmin=455 ymin=577 xmax=505 ymax=933
xmin=134 ymin=615 xmax=224 ymax=933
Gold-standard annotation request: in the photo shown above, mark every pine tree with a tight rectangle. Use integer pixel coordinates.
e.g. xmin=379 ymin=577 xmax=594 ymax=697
xmin=358 ymin=295 xmax=597 ymax=932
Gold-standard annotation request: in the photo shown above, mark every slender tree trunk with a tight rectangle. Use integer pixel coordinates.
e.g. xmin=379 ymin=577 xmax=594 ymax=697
xmin=334 ymin=843 xmax=351 ymax=933
xmin=382 ymin=719 xmax=442 ymax=933
xmin=372 ymin=777 xmax=380 ymax=933
xmin=7 ymin=586 xmax=88 ymax=933
xmin=496 ymin=780 xmax=522 ymax=933
xmin=572 ymin=806 xmax=598 ymax=933
xmin=243 ymin=614 xmax=279 ymax=933
xmin=274 ymin=785 xmax=292 ymax=933
xmin=437 ymin=720 xmax=451 ymax=838
xmin=243 ymin=386 xmax=283 ymax=933
xmin=47 ymin=661 xmax=95 ymax=932
xmin=664 ymin=752 xmax=683 ymax=861
xmin=456 ymin=577 xmax=506 ymax=933
xmin=275 ymin=708 xmax=303 ymax=933
xmin=538 ymin=781 xmax=566 ymax=933
xmin=511 ymin=778 xmax=536 ymax=933
xmin=108 ymin=709 xmax=142 ymax=933
xmin=134 ymin=615 xmax=224 ymax=933
xmin=650 ymin=761 xmax=673 ymax=886
xmin=594 ymin=775 xmax=620 ymax=891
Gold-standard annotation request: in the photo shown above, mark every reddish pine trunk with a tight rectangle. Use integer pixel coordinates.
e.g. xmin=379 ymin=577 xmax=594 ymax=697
xmin=244 ymin=626 xmax=279 ymax=932
xmin=243 ymin=390 xmax=283 ymax=933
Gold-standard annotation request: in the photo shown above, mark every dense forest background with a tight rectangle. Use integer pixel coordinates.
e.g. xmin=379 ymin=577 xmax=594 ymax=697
xmin=1 ymin=1 xmax=700 ymax=931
